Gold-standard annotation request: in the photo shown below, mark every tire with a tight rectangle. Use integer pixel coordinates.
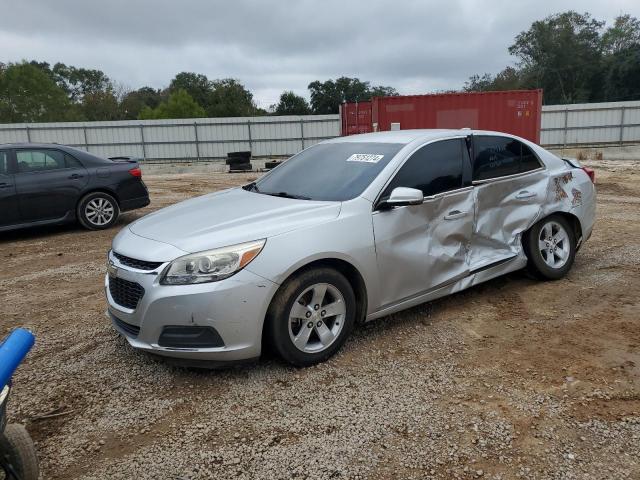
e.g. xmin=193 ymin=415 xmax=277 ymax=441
xmin=229 ymin=163 xmax=252 ymax=172
xmin=265 ymin=268 xmax=356 ymax=367
xmin=227 ymin=151 xmax=251 ymax=161
xmin=524 ymin=214 xmax=576 ymax=280
xmin=226 ymin=156 xmax=249 ymax=166
xmin=0 ymin=424 xmax=39 ymax=480
xmin=77 ymin=192 xmax=120 ymax=230
xmin=265 ymin=161 xmax=280 ymax=169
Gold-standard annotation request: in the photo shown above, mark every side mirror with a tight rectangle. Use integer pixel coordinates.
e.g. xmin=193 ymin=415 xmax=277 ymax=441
xmin=379 ymin=187 xmax=424 ymax=209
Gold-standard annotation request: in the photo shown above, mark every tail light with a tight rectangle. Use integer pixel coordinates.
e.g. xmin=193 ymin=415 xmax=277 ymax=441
xmin=128 ymin=167 xmax=142 ymax=178
xmin=582 ymin=167 xmax=595 ymax=184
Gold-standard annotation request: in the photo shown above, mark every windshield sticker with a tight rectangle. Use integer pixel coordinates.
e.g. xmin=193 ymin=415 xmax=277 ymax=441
xmin=346 ymin=153 xmax=384 ymax=164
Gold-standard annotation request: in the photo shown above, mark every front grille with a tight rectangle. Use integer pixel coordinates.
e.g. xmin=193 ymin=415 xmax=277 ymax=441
xmin=109 ymin=276 xmax=145 ymax=310
xmin=111 ymin=314 xmax=141 ymax=337
xmin=113 ymin=252 xmax=163 ymax=271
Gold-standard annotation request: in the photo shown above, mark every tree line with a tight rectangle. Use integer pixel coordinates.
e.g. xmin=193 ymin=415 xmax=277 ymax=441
xmin=0 ymin=11 xmax=638 ymax=124
xmin=464 ymin=12 xmax=640 ymax=104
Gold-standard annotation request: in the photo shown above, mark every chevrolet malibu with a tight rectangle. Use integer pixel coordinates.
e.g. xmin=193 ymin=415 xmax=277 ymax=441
xmin=106 ymin=130 xmax=596 ymax=367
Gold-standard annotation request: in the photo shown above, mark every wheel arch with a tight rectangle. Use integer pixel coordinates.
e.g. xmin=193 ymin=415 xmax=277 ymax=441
xmin=261 ymin=257 xmax=369 ymax=352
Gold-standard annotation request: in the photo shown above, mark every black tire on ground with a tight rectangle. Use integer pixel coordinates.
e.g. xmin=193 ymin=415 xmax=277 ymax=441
xmin=77 ymin=191 xmax=120 ymax=230
xmin=265 ymin=268 xmax=356 ymax=367
xmin=523 ymin=214 xmax=577 ymax=280
xmin=226 ymin=156 xmax=250 ymax=166
xmin=0 ymin=424 xmax=39 ymax=480
xmin=229 ymin=163 xmax=252 ymax=171
xmin=265 ymin=161 xmax=280 ymax=169
xmin=227 ymin=151 xmax=251 ymax=161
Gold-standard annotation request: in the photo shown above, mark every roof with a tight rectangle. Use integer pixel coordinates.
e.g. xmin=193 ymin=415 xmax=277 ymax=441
xmin=325 ymin=129 xmax=529 ymax=145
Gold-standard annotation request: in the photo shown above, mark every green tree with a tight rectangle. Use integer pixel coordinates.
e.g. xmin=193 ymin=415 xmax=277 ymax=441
xmin=120 ymin=87 xmax=163 ymax=119
xmin=138 ymin=89 xmax=205 ymax=119
xmin=169 ymin=72 xmax=211 ymax=109
xmin=207 ymin=79 xmax=257 ymax=117
xmin=603 ymin=45 xmax=640 ymax=101
xmin=464 ymin=67 xmax=522 ymax=92
xmin=508 ymin=11 xmax=604 ymax=103
xmin=273 ymin=91 xmax=310 ymax=115
xmin=602 ymin=14 xmax=640 ymax=54
xmin=308 ymin=77 xmax=398 ymax=114
xmin=0 ymin=62 xmax=74 ymax=123
xmin=51 ymin=63 xmax=112 ymax=102
xmin=82 ymin=90 xmax=120 ymax=121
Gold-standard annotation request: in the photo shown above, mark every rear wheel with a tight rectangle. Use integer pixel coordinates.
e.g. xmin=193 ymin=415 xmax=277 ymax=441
xmin=266 ymin=268 xmax=355 ymax=367
xmin=524 ymin=214 xmax=576 ymax=280
xmin=0 ymin=424 xmax=39 ymax=480
xmin=77 ymin=192 xmax=119 ymax=230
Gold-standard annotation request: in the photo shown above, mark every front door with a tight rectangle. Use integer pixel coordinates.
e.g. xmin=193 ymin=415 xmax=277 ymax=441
xmin=0 ymin=150 xmax=19 ymax=227
xmin=372 ymin=138 xmax=474 ymax=308
xmin=14 ymin=148 xmax=88 ymax=222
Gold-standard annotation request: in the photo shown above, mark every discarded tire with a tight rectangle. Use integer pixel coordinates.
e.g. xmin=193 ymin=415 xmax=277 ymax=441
xmin=226 ymin=156 xmax=249 ymax=166
xmin=227 ymin=151 xmax=251 ymax=161
xmin=265 ymin=161 xmax=280 ymax=169
xmin=229 ymin=163 xmax=252 ymax=172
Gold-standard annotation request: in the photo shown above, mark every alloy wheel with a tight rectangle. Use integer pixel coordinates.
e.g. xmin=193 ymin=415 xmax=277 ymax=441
xmin=538 ymin=221 xmax=570 ymax=269
xmin=288 ymin=283 xmax=346 ymax=354
xmin=85 ymin=197 xmax=115 ymax=226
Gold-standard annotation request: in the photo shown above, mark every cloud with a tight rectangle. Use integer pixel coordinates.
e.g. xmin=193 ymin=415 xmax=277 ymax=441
xmin=2 ymin=0 xmax=639 ymax=107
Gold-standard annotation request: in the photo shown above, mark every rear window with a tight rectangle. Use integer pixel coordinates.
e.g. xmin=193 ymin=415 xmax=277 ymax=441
xmin=254 ymin=142 xmax=404 ymax=201
xmin=473 ymin=136 xmax=542 ymax=181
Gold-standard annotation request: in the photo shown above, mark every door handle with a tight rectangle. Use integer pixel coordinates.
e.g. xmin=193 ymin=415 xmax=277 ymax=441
xmin=444 ymin=210 xmax=467 ymax=220
xmin=68 ymin=173 xmax=84 ymax=179
xmin=516 ymin=190 xmax=536 ymax=199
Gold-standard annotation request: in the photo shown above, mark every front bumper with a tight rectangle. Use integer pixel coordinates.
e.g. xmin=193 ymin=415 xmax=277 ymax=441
xmin=105 ymin=251 xmax=278 ymax=362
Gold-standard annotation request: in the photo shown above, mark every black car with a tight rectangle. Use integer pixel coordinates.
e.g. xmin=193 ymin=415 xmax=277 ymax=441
xmin=0 ymin=143 xmax=150 ymax=232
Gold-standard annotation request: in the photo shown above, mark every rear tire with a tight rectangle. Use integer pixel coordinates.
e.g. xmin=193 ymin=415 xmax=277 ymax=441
xmin=524 ymin=214 xmax=576 ymax=280
xmin=77 ymin=192 xmax=120 ymax=230
xmin=265 ymin=268 xmax=356 ymax=367
xmin=0 ymin=424 xmax=39 ymax=480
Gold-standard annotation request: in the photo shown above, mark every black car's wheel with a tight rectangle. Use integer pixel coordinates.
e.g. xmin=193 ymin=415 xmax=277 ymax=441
xmin=524 ymin=214 xmax=577 ymax=280
xmin=77 ymin=192 xmax=120 ymax=230
xmin=0 ymin=424 xmax=39 ymax=480
xmin=265 ymin=268 xmax=356 ymax=367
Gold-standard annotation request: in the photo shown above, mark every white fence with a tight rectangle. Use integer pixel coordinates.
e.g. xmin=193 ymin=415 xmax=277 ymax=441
xmin=0 ymin=100 xmax=639 ymax=162
xmin=0 ymin=115 xmax=339 ymax=162
xmin=540 ymin=100 xmax=640 ymax=147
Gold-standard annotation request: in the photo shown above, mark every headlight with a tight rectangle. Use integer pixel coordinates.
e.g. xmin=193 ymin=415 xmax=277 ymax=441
xmin=160 ymin=239 xmax=265 ymax=285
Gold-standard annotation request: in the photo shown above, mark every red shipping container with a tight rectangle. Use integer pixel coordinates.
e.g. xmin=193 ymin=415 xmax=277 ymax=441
xmin=340 ymin=101 xmax=372 ymax=136
xmin=341 ymin=90 xmax=542 ymax=144
xmin=372 ymin=90 xmax=542 ymax=143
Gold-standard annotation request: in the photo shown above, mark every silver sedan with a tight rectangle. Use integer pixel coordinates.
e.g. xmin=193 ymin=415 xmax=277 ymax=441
xmin=105 ymin=129 xmax=596 ymax=367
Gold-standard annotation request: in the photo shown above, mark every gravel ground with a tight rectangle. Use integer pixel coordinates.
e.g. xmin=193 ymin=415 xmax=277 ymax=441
xmin=1 ymin=162 xmax=639 ymax=479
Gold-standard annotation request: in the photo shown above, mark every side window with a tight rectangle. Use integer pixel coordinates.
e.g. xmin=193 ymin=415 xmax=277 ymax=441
xmin=0 ymin=151 xmax=8 ymax=175
xmin=382 ymin=139 xmax=464 ymax=198
xmin=473 ymin=136 xmax=521 ymax=180
xmin=65 ymin=153 xmax=83 ymax=168
xmin=16 ymin=149 xmax=66 ymax=173
xmin=520 ymin=143 xmax=542 ymax=172
xmin=473 ymin=136 xmax=542 ymax=181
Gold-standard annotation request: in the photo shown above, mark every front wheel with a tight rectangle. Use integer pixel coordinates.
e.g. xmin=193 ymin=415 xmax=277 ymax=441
xmin=0 ymin=424 xmax=39 ymax=480
xmin=77 ymin=192 xmax=120 ymax=230
xmin=524 ymin=214 xmax=576 ymax=280
xmin=265 ymin=268 xmax=356 ymax=367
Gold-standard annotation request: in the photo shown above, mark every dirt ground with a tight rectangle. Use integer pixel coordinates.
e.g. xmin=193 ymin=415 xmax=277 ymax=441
xmin=1 ymin=162 xmax=639 ymax=480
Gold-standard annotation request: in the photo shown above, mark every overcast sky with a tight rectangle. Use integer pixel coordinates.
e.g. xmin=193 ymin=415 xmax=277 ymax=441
xmin=2 ymin=0 xmax=639 ymax=108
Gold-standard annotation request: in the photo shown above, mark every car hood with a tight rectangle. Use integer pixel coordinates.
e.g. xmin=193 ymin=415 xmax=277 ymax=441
xmin=129 ymin=187 xmax=341 ymax=254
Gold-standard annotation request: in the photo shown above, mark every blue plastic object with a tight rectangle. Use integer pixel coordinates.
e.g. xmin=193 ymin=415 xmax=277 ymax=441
xmin=0 ymin=328 xmax=35 ymax=390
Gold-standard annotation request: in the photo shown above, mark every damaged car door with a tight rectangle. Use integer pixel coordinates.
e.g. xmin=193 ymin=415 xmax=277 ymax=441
xmin=372 ymin=137 xmax=474 ymax=307
xmin=469 ymin=135 xmax=547 ymax=271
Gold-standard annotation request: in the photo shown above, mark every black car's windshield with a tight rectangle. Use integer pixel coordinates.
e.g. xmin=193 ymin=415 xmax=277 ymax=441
xmin=251 ymin=142 xmax=404 ymax=201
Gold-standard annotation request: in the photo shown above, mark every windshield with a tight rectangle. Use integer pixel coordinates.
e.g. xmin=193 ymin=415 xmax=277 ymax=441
xmin=252 ymin=142 xmax=403 ymax=201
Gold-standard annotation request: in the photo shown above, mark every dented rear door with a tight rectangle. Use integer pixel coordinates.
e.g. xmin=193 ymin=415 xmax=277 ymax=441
xmin=469 ymin=135 xmax=547 ymax=271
